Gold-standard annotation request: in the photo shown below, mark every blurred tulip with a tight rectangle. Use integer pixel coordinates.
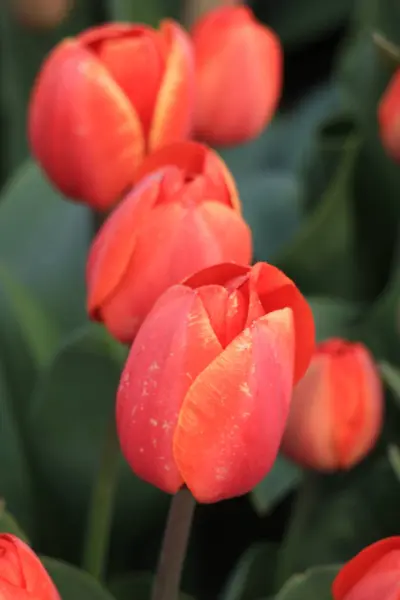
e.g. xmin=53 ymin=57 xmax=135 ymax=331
xmin=0 ymin=534 xmax=60 ymax=599
xmin=378 ymin=69 xmax=400 ymax=163
xmin=117 ymin=261 xmax=315 ymax=502
xmin=332 ymin=537 xmax=400 ymax=600
xmin=28 ymin=21 xmax=194 ymax=210
xmin=87 ymin=141 xmax=252 ymax=342
xmin=11 ymin=0 xmax=71 ymax=29
xmin=191 ymin=6 xmax=282 ymax=146
xmin=281 ymin=338 xmax=383 ymax=471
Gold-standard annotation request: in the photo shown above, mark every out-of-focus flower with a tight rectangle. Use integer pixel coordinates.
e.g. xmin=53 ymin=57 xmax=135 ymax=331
xmin=29 ymin=21 xmax=194 ymax=210
xmin=378 ymin=69 xmax=400 ymax=163
xmin=281 ymin=338 xmax=383 ymax=471
xmin=191 ymin=6 xmax=282 ymax=146
xmin=117 ymin=262 xmax=315 ymax=503
xmin=332 ymin=537 xmax=400 ymax=600
xmin=86 ymin=141 xmax=252 ymax=342
xmin=0 ymin=534 xmax=60 ymax=599
xmin=11 ymin=0 xmax=71 ymax=29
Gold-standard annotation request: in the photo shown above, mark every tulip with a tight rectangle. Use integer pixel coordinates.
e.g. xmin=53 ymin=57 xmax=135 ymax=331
xmin=0 ymin=534 xmax=60 ymax=599
xmin=87 ymin=141 xmax=252 ymax=343
xmin=332 ymin=537 xmax=400 ymax=600
xmin=281 ymin=338 xmax=383 ymax=471
xmin=28 ymin=21 xmax=194 ymax=210
xmin=378 ymin=69 xmax=400 ymax=163
xmin=116 ymin=261 xmax=315 ymax=503
xmin=191 ymin=6 xmax=282 ymax=146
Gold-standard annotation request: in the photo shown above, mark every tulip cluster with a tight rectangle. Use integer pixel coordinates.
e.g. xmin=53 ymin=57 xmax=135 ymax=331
xmin=28 ymin=5 xmax=384 ymax=504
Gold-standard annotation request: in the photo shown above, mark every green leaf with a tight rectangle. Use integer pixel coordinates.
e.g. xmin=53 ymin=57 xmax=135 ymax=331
xmin=387 ymin=445 xmax=400 ymax=482
xmin=28 ymin=324 xmax=169 ymax=564
xmin=0 ymin=162 xmax=92 ymax=333
xmin=0 ymin=502 xmax=30 ymax=542
xmin=109 ymin=572 xmax=193 ymax=600
xmin=221 ymin=543 xmax=278 ymax=600
xmin=107 ymin=0 xmax=179 ymax=25
xmin=380 ymin=362 xmax=400 ymax=401
xmin=0 ymin=361 xmax=34 ymax=535
xmin=307 ymin=297 xmax=362 ymax=342
xmin=275 ymin=566 xmax=340 ymax=600
xmin=251 ymin=456 xmax=302 ymax=517
xmin=42 ymin=558 xmax=115 ymax=600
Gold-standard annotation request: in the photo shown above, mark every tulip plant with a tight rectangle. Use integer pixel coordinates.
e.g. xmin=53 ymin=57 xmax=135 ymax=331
xmin=0 ymin=0 xmax=399 ymax=599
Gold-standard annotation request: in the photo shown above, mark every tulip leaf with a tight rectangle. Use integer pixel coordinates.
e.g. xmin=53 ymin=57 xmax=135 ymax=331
xmin=27 ymin=324 xmax=169 ymax=563
xmin=42 ymin=558 xmax=115 ymax=600
xmin=109 ymin=572 xmax=194 ymax=600
xmin=380 ymin=362 xmax=400 ymax=402
xmin=387 ymin=445 xmax=400 ymax=483
xmin=0 ymin=162 xmax=92 ymax=334
xmin=0 ymin=502 xmax=30 ymax=543
xmin=275 ymin=566 xmax=340 ymax=600
xmin=307 ymin=297 xmax=362 ymax=342
xmin=220 ymin=543 xmax=278 ymax=600
xmin=251 ymin=456 xmax=302 ymax=517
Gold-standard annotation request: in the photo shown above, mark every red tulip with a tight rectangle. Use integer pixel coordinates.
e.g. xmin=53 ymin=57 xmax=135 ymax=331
xmin=28 ymin=21 xmax=194 ymax=210
xmin=0 ymin=534 xmax=60 ymax=599
xmin=116 ymin=262 xmax=315 ymax=503
xmin=191 ymin=6 xmax=282 ymax=146
xmin=87 ymin=141 xmax=252 ymax=343
xmin=378 ymin=69 xmax=400 ymax=163
xmin=332 ymin=537 xmax=400 ymax=600
xmin=281 ymin=338 xmax=383 ymax=471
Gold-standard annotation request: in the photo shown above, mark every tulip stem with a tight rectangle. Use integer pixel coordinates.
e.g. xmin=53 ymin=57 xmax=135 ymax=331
xmin=82 ymin=415 xmax=120 ymax=581
xmin=152 ymin=488 xmax=196 ymax=600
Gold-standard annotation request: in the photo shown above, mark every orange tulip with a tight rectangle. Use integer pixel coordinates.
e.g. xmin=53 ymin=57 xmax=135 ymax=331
xmin=378 ymin=69 xmax=400 ymax=163
xmin=0 ymin=534 xmax=60 ymax=599
xmin=117 ymin=262 xmax=315 ymax=503
xmin=332 ymin=537 xmax=400 ymax=600
xmin=28 ymin=21 xmax=194 ymax=210
xmin=191 ymin=6 xmax=282 ymax=146
xmin=281 ymin=338 xmax=383 ymax=471
xmin=87 ymin=141 xmax=252 ymax=342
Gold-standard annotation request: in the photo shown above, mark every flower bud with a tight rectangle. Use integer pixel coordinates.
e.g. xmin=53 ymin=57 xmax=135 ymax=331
xmin=117 ymin=261 xmax=315 ymax=502
xmin=378 ymin=69 xmax=400 ymax=163
xmin=332 ymin=537 xmax=400 ymax=600
xmin=86 ymin=141 xmax=252 ymax=342
xmin=281 ymin=338 xmax=383 ymax=471
xmin=29 ymin=21 xmax=194 ymax=210
xmin=0 ymin=534 xmax=60 ymax=599
xmin=191 ymin=6 xmax=282 ymax=146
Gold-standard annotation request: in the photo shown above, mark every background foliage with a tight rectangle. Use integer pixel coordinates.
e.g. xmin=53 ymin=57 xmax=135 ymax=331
xmin=0 ymin=0 xmax=399 ymax=598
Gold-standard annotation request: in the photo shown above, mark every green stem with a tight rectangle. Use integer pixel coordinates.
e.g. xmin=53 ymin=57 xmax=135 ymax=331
xmin=151 ymin=488 xmax=196 ymax=600
xmin=275 ymin=471 xmax=318 ymax=590
xmin=82 ymin=415 xmax=120 ymax=580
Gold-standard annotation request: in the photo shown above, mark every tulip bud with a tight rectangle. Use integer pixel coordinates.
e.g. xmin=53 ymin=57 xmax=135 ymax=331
xmin=0 ymin=534 xmax=60 ymax=599
xmin=191 ymin=6 xmax=282 ymax=146
xmin=281 ymin=338 xmax=383 ymax=471
xmin=378 ymin=69 xmax=400 ymax=163
xmin=86 ymin=141 xmax=252 ymax=342
xmin=116 ymin=261 xmax=315 ymax=502
xmin=332 ymin=537 xmax=400 ymax=600
xmin=29 ymin=21 xmax=194 ymax=211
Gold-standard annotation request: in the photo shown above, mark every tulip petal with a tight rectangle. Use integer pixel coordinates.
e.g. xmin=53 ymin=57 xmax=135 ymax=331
xmin=332 ymin=538 xmax=400 ymax=600
xmin=86 ymin=171 xmax=164 ymax=326
xmin=184 ymin=262 xmax=250 ymax=288
xmin=116 ymin=285 xmax=222 ymax=493
xmin=29 ymin=40 xmax=145 ymax=210
xmin=174 ymin=308 xmax=294 ymax=503
xmin=196 ymin=285 xmax=247 ymax=347
xmin=249 ymin=262 xmax=314 ymax=383
xmin=99 ymin=201 xmax=251 ymax=341
xmin=149 ymin=20 xmax=195 ymax=149
xmin=78 ymin=23 xmax=134 ymax=45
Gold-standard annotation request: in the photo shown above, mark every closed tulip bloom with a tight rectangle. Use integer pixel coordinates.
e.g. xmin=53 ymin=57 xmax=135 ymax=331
xmin=117 ymin=262 xmax=315 ymax=503
xmin=378 ymin=69 xmax=400 ymax=163
xmin=0 ymin=534 xmax=60 ymax=599
xmin=191 ymin=6 xmax=282 ymax=146
xmin=332 ymin=537 xmax=400 ymax=600
xmin=87 ymin=141 xmax=252 ymax=343
xmin=29 ymin=21 xmax=194 ymax=210
xmin=281 ymin=338 xmax=383 ymax=471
